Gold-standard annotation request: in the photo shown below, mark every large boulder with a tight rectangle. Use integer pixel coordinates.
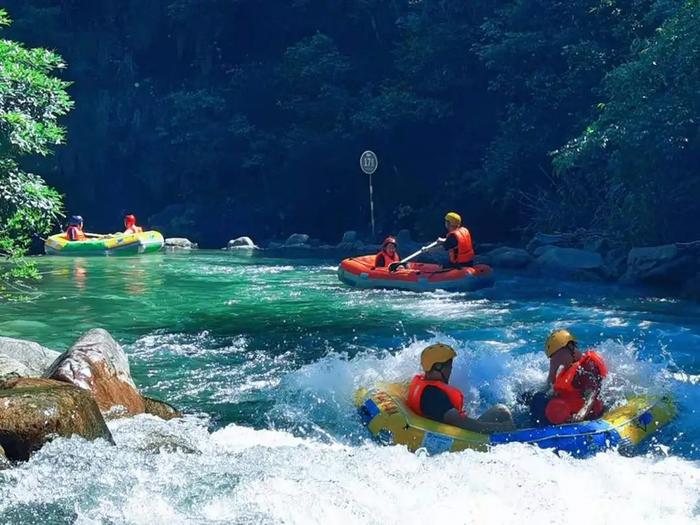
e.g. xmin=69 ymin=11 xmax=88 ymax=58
xmin=533 ymin=247 xmax=605 ymax=279
xmin=622 ymin=244 xmax=698 ymax=285
xmin=44 ymin=329 xmax=146 ymax=416
xmin=0 ymin=377 xmax=113 ymax=461
xmin=165 ymin=237 xmax=198 ymax=249
xmin=227 ymin=236 xmax=259 ymax=249
xmin=477 ymin=246 xmax=532 ymax=269
xmin=526 ymin=232 xmax=575 ymax=253
xmin=0 ymin=443 xmax=9 ymax=469
xmin=340 ymin=231 xmax=358 ymax=243
xmin=0 ymin=337 xmax=60 ymax=377
xmin=285 ymin=233 xmax=310 ymax=247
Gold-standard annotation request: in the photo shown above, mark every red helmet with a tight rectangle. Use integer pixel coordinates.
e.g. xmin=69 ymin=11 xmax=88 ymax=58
xmin=124 ymin=214 xmax=136 ymax=227
xmin=382 ymin=236 xmax=397 ymax=247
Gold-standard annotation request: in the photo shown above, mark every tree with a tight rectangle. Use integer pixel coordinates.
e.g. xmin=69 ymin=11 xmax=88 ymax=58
xmin=0 ymin=9 xmax=71 ymax=296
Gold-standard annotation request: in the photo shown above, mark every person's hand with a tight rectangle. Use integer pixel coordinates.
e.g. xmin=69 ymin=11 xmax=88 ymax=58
xmin=570 ymin=411 xmax=585 ymax=423
xmin=437 ymin=237 xmax=446 ymax=243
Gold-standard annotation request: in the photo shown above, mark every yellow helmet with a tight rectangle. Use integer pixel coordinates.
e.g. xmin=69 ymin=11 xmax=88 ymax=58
xmin=545 ymin=329 xmax=576 ymax=358
xmin=445 ymin=212 xmax=461 ymax=226
xmin=421 ymin=343 xmax=457 ymax=372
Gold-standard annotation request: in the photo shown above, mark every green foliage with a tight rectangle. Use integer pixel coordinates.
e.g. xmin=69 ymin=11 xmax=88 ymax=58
xmin=0 ymin=9 xmax=69 ymax=296
xmin=550 ymin=1 xmax=700 ymax=243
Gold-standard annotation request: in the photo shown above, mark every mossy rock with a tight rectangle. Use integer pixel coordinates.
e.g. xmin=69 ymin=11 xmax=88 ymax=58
xmin=0 ymin=377 xmax=113 ymax=461
xmin=143 ymin=396 xmax=182 ymax=420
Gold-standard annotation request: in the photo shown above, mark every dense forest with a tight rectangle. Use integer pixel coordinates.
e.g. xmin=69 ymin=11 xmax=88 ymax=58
xmin=2 ymin=0 xmax=699 ymax=247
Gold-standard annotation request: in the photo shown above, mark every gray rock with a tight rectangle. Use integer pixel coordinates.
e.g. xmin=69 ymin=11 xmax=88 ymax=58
xmin=682 ymin=273 xmax=700 ymax=300
xmin=0 ymin=337 xmax=60 ymax=377
xmin=478 ymin=246 xmax=532 ymax=269
xmin=0 ymin=377 xmax=113 ymax=461
xmin=583 ymin=237 xmax=609 ymax=254
xmin=534 ymin=247 xmax=605 ymax=279
xmin=285 ymin=233 xmax=310 ymax=246
xmin=526 ymin=232 xmax=574 ymax=253
xmin=604 ymin=248 xmax=628 ymax=280
xmin=532 ymin=245 xmax=557 ymax=257
xmin=623 ymin=244 xmax=698 ymax=284
xmin=165 ymin=237 xmax=198 ymax=249
xmin=0 ymin=443 xmax=9 ymax=469
xmin=227 ymin=236 xmax=259 ymax=249
xmin=0 ymin=354 xmax=33 ymax=379
xmin=340 ymin=231 xmax=358 ymax=243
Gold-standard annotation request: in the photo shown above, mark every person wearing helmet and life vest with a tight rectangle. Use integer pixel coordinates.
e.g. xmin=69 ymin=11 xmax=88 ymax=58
xmin=424 ymin=212 xmax=475 ymax=268
xmin=65 ymin=215 xmax=87 ymax=241
xmin=528 ymin=329 xmax=607 ymax=426
xmin=374 ymin=236 xmax=400 ymax=268
xmin=407 ymin=343 xmax=515 ymax=433
xmin=123 ymin=214 xmax=143 ymax=235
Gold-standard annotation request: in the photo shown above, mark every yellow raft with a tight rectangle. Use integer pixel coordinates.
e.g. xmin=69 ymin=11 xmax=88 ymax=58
xmin=44 ymin=231 xmax=164 ymax=256
xmin=356 ymin=383 xmax=676 ymax=457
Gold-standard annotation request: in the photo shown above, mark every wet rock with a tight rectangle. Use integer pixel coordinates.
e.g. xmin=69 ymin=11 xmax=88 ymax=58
xmin=340 ymin=231 xmax=357 ymax=243
xmin=0 ymin=337 xmax=60 ymax=377
xmin=285 ymin=233 xmax=310 ymax=246
xmin=533 ymin=247 xmax=605 ymax=279
xmin=227 ymin=236 xmax=259 ymax=249
xmin=0 ymin=377 xmax=112 ymax=461
xmin=477 ymin=246 xmax=532 ymax=269
xmin=604 ymin=248 xmax=628 ymax=280
xmin=143 ymin=396 xmax=182 ymax=421
xmin=44 ymin=329 xmax=146 ymax=416
xmin=583 ymin=237 xmax=609 ymax=254
xmin=164 ymin=237 xmax=198 ymax=249
xmin=682 ymin=273 xmax=700 ymax=300
xmin=0 ymin=443 xmax=9 ymax=469
xmin=622 ymin=244 xmax=698 ymax=285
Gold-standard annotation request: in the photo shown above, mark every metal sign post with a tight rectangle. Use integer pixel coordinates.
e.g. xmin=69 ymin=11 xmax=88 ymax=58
xmin=360 ymin=150 xmax=378 ymax=237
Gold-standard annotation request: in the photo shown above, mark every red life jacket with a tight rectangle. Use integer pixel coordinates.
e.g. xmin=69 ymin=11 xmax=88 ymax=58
xmin=375 ymin=250 xmax=400 ymax=267
xmin=406 ymin=374 xmax=465 ymax=417
xmin=546 ymin=351 xmax=607 ymax=424
xmin=448 ymin=227 xmax=474 ymax=264
xmin=65 ymin=226 xmax=86 ymax=241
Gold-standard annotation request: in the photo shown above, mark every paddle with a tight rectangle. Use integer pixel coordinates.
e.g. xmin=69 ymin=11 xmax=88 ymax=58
xmin=388 ymin=241 xmax=439 ymax=272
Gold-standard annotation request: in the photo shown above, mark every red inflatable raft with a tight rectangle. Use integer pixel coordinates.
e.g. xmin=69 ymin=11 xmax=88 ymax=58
xmin=337 ymin=255 xmax=494 ymax=292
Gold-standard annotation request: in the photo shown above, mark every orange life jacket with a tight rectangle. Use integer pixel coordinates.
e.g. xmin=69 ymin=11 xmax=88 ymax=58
xmin=375 ymin=250 xmax=400 ymax=267
xmin=66 ymin=226 xmax=86 ymax=241
xmin=407 ymin=374 xmax=465 ymax=418
xmin=546 ymin=351 xmax=607 ymax=423
xmin=448 ymin=226 xmax=474 ymax=264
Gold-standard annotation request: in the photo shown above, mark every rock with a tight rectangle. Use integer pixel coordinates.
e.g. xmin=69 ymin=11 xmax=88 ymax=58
xmin=583 ymin=237 xmax=608 ymax=254
xmin=0 ymin=354 xmax=33 ymax=379
xmin=477 ymin=246 xmax=532 ymax=269
xmin=622 ymin=244 xmax=698 ymax=285
xmin=534 ymin=247 xmax=605 ymax=279
xmin=44 ymin=329 xmax=146 ymax=416
xmin=0 ymin=443 xmax=9 ymax=469
xmin=682 ymin=273 xmax=700 ymax=300
xmin=143 ymin=396 xmax=182 ymax=420
xmin=0 ymin=337 xmax=60 ymax=377
xmin=340 ymin=231 xmax=358 ymax=243
xmin=526 ymin=232 xmax=575 ymax=253
xmin=227 ymin=236 xmax=258 ymax=249
xmin=164 ymin=237 xmax=198 ymax=249
xmin=285 ymin=233 xmax=310 ymax=246
xmin=0 ymin=377 xmax=113 ymax=461
xmin=603 ymin=248 xmax=628 ymax=280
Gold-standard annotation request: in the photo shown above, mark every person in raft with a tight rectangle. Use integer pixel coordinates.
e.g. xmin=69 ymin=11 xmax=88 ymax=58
xmin=374 ymin=236 xmax=400 ymax=268
xmin=528 ymin=329 xmax=608 ymax=426
xmin=424 ymin=211 xmax=474 ymax=269
xmin=123 ymin=214 xmax=143 ymax=235
xmin=407 ymin=343 xmax=515 ymax=433
xmin=65 ymin=215 xmax=87 ymax=241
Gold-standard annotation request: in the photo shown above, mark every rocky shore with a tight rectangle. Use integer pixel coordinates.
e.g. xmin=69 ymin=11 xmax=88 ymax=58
xmin=0 ymin=329 xmax=180 ymax=464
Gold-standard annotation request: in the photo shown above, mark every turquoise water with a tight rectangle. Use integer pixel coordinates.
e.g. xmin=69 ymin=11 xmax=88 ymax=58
xmin=1 ymin=251 xmax=699 ymax=523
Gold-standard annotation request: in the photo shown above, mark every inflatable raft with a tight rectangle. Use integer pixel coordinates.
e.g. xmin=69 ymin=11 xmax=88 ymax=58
xmin=338 ymin=256 xmax=494 ymax=292
xmin=44 ymin=231 xmax=164 ymax=256
xmin=356 ymin=383 xmax=675 ymax=457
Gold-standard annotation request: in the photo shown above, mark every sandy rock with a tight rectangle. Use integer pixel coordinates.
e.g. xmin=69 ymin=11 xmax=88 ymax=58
xmin=285 ymin=233 xmax=310 ymax=246
xmin=227 ymin=236 xmax=259 ymax=249
xmin=165 ymin=237 xmax=198 ymax=249
xmin=45 ymin=329 xmax=146 ymax=416
xmin=0 ymin=377 xmax=112 ymax=461
xmin=0 ymin=337 xmax=60 ymax=377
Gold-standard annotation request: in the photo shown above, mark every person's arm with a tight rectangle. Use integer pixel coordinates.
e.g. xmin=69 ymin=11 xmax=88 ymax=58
xmin=443 ymin=409 xmax=515 ymax=433
xmin=570 ymin=388 xmax=599 ymax=422
xmin=374 ymin=254 xmax=385 ymax=268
